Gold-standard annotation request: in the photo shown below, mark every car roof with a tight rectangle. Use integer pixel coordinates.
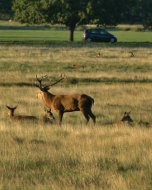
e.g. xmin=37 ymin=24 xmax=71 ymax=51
xmin=86 ymin=28 xmax=106 ymax=31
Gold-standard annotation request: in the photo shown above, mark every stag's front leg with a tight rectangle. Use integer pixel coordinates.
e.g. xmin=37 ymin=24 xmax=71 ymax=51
xmin=58 ymin=111 xmax=63 ymax=126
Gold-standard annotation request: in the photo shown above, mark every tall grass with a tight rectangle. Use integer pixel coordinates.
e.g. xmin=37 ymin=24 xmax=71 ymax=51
xmin=0 ymin=125 xmax=152 ymax=189
xmin=0 ymin=45 xmax=152 ymax=189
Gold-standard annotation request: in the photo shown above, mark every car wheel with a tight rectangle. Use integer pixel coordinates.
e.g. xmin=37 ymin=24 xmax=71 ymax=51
xmin=110 ymin=38 xmax=116 ymax=43
xmin=86 ymin=38 xmax=92 ymax=42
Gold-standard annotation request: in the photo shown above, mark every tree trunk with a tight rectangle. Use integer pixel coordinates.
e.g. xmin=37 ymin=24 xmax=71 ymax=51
xmin=69 ymin=27 xmax=75 ymax=42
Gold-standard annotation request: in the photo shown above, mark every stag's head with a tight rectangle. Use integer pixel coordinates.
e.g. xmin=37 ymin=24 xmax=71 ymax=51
xmin=36 ymin=75 xmax=64 ymax=99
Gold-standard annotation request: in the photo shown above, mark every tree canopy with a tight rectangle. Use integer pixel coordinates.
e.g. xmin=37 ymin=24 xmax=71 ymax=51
xmin=141 ymin=0 xmax=152 ymax=29
xmin=12 ymin=0 xmax=46 ymax=24
xmin=45 ymin=0 xmax=90 ymax=41
xmin=0 ymin=0 xmax=13 ymax=19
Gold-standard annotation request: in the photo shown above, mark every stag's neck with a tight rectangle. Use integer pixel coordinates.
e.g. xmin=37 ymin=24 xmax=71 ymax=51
xmin=44 ymin=91 xmax=55 ymax=98
xmin=43 ymin=91 xmax=55 ymax=107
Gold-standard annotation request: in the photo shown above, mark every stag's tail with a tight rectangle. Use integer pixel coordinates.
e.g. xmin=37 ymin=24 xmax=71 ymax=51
xmin=81 ymin=94 xmax=95 ymax=107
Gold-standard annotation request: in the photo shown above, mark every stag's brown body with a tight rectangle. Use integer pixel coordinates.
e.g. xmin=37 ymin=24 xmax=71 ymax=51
xmin=36 ymin=76 xmax=96 ymax=125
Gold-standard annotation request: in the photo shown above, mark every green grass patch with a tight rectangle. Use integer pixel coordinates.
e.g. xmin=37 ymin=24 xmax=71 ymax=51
xmin=0 ymin=28 xmax=152 ymax=43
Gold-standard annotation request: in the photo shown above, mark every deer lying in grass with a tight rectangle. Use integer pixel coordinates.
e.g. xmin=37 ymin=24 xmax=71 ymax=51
xmin=96 ymin=52 xmax=101 ymax=57
xmin=6 ymin=106 xmax=38 ymax=121
xmin=40 ymin=108 xmax=55 ymax=124
xmin=129 ymin=51 xmax=135 ymax=57
xmin=114 ymin=112 xmax=133 ymax=127
xmin=6 ymin=106 xmax=55 ymax=125
xmin=138 ymin=120 xmax=152 ymax=127
xmin=36 ymin=75 xmax=96 ymax=126
xmin=71 ymin=64 xmax=85 ymax=70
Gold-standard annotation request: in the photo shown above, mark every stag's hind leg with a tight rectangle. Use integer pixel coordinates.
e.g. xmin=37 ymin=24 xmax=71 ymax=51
xmin=89 ymin=110 xmax=96 ymax=124
xmin=81 ymin=109 xmax=90 ymax=124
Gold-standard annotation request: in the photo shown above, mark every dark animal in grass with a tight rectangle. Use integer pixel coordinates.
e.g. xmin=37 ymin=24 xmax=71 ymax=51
xmin=114 ymin=112 xmax=133 ymax=127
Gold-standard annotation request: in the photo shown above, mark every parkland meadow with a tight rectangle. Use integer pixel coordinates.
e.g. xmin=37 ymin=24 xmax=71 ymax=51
xmin=0 ymin=39 xmax=152 ymax=189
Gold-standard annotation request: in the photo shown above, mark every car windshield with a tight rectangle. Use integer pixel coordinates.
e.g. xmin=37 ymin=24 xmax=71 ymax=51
xmin=99 ymin=30 xmax=108 ymax=34
xmin=88 ymin=29 xmax=109 ymax=34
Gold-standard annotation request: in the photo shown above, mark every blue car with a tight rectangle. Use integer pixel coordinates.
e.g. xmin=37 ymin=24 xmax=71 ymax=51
xmin=83 ymin=28 xmax=117 ymax=43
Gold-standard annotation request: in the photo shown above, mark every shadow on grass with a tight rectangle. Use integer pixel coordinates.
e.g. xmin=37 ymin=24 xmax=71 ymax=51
xmin=1 ymin=77 xmax=152 ymax=88
xmin=0 ymin=82 xmax=34 ymax=87
xmin=0 ymin=40 xmax=152 ymax=48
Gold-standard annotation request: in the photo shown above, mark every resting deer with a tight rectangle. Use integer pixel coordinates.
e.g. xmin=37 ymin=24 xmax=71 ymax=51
xmin=138 ymin=120 xmax=152 ymax=128
xmin=40 ymin=108 xmax=56 ymax=124
xmin=114 ymin=112 xmax=133 ymax=127
xmin=6 ymin=105 xmax=38 ymax=121
xmin=96 ymin=52 xmax=101 ymax=57
xmin=71 ymin=64 xmax=84 ymax=69
xmin=129 ymin=51 xmax=135 ymax=57
xmin=36 ymin=75 xmax=96 ymax=126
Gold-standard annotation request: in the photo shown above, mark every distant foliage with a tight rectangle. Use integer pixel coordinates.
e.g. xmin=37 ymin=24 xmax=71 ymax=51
xmin=88 ymin=0 xmax=126 ymax=26
xmin=141 ymin=0 xmax=152 ymax=29
xmin=0 ymin=0 xmax=13 ymax=19
xmin=12 ymin=0 xmax=46 ymax=24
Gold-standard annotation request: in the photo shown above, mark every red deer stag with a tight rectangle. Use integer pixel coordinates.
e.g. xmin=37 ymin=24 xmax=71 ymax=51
xmin=6 ymin=105 xmax=38 ymax=121
xmin=36 ymin=75 xmax=96 ymax=126
xmin=114 ymin=112 xmax=133 ymax=127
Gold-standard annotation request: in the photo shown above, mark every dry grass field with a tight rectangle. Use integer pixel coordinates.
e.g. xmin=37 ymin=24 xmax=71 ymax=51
xmin=0 ymin=44 xmax=152 ymax=189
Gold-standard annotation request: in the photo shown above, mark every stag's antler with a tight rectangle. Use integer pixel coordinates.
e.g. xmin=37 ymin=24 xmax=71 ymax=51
xmin=36 ymin=75 xmax=48 ymax=89
xmin=36 ymin=74 xmax=65 ymax=91
xmin=49 ymin=74 xmax=65 ymax=87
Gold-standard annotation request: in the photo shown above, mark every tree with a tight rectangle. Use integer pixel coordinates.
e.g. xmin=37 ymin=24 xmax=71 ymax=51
xmin=13 ymin=0 xmax=46 ymax=24
xmin=44 ymin=0 xmax=90 ymax=41
xmin=13 ymin=0 xmax=90 ymax=41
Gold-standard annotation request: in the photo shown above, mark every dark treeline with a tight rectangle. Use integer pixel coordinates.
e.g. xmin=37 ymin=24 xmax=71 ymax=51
xmin=0 ymin=0 xmax=151 ymax=41
xmin=0 ymin=0 xmax=13 ymax=19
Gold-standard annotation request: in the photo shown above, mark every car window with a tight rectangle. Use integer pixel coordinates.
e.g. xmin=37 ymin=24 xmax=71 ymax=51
xmin=99 ymin=30 xmax=107 ymax=34
xmin=90 ymin=30 xmax=98 ymax=34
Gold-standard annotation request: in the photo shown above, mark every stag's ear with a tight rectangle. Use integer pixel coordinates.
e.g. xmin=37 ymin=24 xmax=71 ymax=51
xmin=43 ymin=86 xmax=50 ymax=91
xmin=38 ymin=86 xmax=49 ymax=92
